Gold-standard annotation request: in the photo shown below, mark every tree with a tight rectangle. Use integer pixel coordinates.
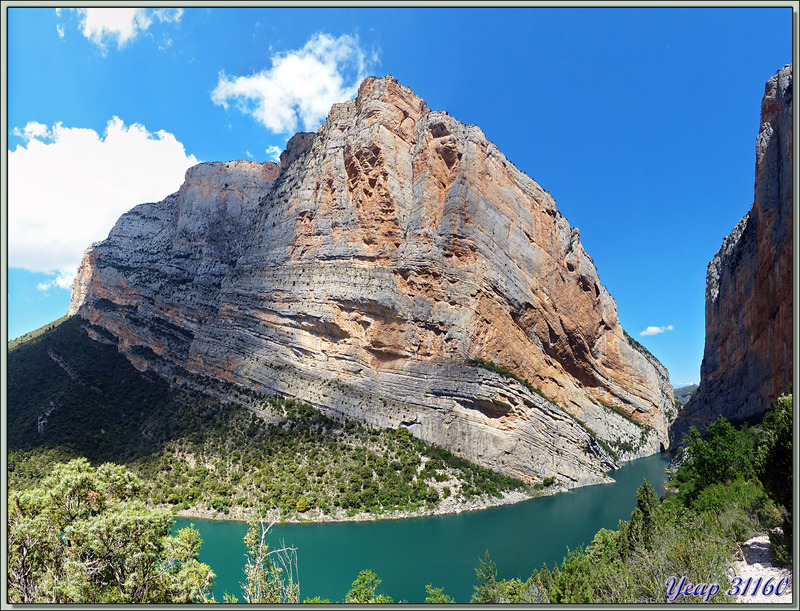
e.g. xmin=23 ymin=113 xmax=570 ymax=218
xmin=757 ymin=393 xmax=793 ymax=512
xmin=686 ymin=416 xmax=753 ymax=491
xmin=345 ymin=569 xmax=393 ymax=603
xmin=757 ymin=393 xmax=793 ymax=564
xmin=471 ymin=550 xmax=499 ymax=603
xmin=425 ymin=584 xmax=455 ymax=603
xmin=237 ymin=516 xmax=299 ymax=603
xmin=7 ymin=459 xmax=215 ymax=603
xmin=633 ymin=479 xmax=658 ymax=549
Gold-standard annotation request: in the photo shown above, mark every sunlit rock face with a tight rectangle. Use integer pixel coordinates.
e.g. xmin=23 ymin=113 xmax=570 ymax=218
xmin=671 ymin=65 xmax=793 ymax=447
xmin=71 ymin=76 xmax=674 ymax=486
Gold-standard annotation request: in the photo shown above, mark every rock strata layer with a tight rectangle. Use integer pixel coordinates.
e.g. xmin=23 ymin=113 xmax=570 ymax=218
xmin=70 ymin=76 xmax=674 ymax=486
xmin=671 ymin=65 xmax=793 ymax=446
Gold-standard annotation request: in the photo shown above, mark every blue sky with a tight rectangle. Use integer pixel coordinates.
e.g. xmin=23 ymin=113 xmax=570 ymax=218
xmin=5 ymin=6 xmax=793 ymax=387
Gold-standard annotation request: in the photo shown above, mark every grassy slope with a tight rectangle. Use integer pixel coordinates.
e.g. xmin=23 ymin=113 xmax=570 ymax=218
xmin=8 ymin=313 xmax=71 ymax=351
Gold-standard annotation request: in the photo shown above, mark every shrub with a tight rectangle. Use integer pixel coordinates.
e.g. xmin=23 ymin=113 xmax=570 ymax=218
xmin=7 ymin=459 xmax=215 ymax=603
xmin=345 ymin=570 xmax=393 ymax=603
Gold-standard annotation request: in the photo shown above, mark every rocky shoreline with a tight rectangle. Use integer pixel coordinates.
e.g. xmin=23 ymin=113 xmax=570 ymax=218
xmin=169 ymin=487 xmax=547 ymax=525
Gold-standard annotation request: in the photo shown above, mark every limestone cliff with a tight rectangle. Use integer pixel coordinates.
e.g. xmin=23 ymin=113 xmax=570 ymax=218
xmin=671 ymin=65 xmax=793 ymax=446
xmin=70 ymin=76 xmax=674 ymax=486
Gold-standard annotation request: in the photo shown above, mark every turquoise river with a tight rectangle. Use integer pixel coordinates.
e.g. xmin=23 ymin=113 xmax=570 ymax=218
xmin=175 ymin=452 xmax=671 ymax=603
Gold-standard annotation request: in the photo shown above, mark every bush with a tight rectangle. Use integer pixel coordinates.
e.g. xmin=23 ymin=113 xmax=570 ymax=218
xmin=757 ymin=393 xmax=793 ymax=564
xmin=424 ymin=584 xmax=455 ymax=603
xmin=507 ymin=398 xmax=795 ymax=604
xmin=345 ymin=570 xmax=393 ymax=603
xmin=7 ymin=459 xmax=215 ymax=603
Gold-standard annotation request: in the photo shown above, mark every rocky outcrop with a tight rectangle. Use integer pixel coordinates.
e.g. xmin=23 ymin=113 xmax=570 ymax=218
xmin=69 ymin=159 xmax=280 ymax=360
xmin=671 ymin=65 xmax=793 ymax=446
xmin=71 ymin=76 xmax=674 ymax=486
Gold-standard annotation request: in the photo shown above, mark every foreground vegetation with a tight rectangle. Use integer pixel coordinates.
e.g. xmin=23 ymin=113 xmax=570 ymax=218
xmin=455 ymin=392 xmax=792 ymax=603
xmin=8 ymin=317 xmax=791 ymax=603
xmin=8 ymin=459 xmax=215 ymax=603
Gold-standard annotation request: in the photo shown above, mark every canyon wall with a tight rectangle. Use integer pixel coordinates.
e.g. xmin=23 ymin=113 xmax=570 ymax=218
xmin=671 ymin=64 xmax=793 ymax=445
xmin=71 ymin=76 xmax=675 ymax=486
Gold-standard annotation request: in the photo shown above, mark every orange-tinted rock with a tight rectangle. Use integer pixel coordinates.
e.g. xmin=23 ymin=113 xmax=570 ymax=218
xmin=71 ymin=76 xmax=674 ymax=485
xmin=671 ymin=65 xmax=793 ymax=445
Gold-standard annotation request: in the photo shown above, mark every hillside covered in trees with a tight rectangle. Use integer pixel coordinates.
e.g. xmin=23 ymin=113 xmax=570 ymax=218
xmin=9 ymin=316 xmax=527 ymax=524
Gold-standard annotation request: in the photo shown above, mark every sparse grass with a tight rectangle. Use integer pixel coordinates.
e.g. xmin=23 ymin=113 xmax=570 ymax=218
xmin=597 ymin=400 xmax=652 ymax=430
xmin=8 ymin=313 xmax=71 ymax=351
xmin=467 ymin=358 xmax=554 ymax=403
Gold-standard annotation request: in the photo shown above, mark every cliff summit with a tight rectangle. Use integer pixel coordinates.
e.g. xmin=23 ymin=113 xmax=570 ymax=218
xmin=70 ymin=75 xmax=675 ymax=486
xmin=671 ymin=64 xmax=793 ymax=445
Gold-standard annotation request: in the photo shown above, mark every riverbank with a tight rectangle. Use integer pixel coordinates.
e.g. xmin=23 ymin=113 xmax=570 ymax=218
xmin=173 ymin=453 xmax=674 ymax=603
xmin=169 ymin=457 xmax=658 ymax=525
xmin=170 ymin=486 xmax=545 ymax=524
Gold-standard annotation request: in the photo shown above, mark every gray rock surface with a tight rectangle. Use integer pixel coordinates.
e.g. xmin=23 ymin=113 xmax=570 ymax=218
xmin=71 ymin=76 xmax=675 ymax=485
xmin=671 ymin=65 xmax=793 ymax=446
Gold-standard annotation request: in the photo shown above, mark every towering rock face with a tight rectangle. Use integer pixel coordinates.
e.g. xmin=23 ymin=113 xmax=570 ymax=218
xmin=671 ymin=65 xmax=793 ymax=446
xmin=70 ymin=159 xmax=281 ymax=366
xmin=70 ymin=76 xmax=674 ymax=486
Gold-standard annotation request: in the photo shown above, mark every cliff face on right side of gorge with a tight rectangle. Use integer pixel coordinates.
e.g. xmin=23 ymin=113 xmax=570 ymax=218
xmin=671 ymin=64 xmax=793 ymax=445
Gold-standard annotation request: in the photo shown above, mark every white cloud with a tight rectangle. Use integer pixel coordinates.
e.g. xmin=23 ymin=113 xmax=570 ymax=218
xmin=13 ymin=121 xmax=50 ymax=141
xmin=211 ymin=32 xmax=376 ymax=134
xmin=9 ymin=117 xmax=198 ymax=287
xmin=640 ymin=325 xmax=674 ymax=337
xmin=265 ymin=145 xmax=282 ymax=162
xmin=37 ymin=273 xmax=75 ymax=292
xmin=151 ymin=8 xmax=184 ymax=24
xmin=59 ymin=8 xmax=183 ymax=52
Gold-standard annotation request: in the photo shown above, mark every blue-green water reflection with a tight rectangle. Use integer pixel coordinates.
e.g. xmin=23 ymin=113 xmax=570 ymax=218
xmin=175 ymin=452 xmax=670 ymax=603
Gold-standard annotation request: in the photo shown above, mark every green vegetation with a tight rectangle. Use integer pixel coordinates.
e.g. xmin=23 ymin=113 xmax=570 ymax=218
xmin=344 ymin=570 xmax=394 ymax=603
xmin=8 ymin=316 xmax=524 ymax=522
xmin=7 ymin=459 xmax=215 ymax=603
xmin=470 ymin=549 xmax=545 ymax=603
xmin=467 ymin=357 xmax=551 ymax=402
xmin=563 ymin=411 xmax=620 ymax=462
xmin=222 ymin=518 xmax=299 ymax=603
xmin=597 ymin=399 xmax=652 ymax=431
xmin=456 ymin=392 xmax=793 ymax=603
xmin=757 ymin=392 xmax=793 ymax=563
xmin=8 ymin=313 xmax=71 ymax=351
xmin=424 ymin=584 xmax=456 ymax=603
xmin=297 ymin=569 xmax=395 ymax=604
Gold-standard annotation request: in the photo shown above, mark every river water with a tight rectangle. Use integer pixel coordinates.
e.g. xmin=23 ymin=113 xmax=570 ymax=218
xmin=174 ymin=452 xmax=670 ymax=603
